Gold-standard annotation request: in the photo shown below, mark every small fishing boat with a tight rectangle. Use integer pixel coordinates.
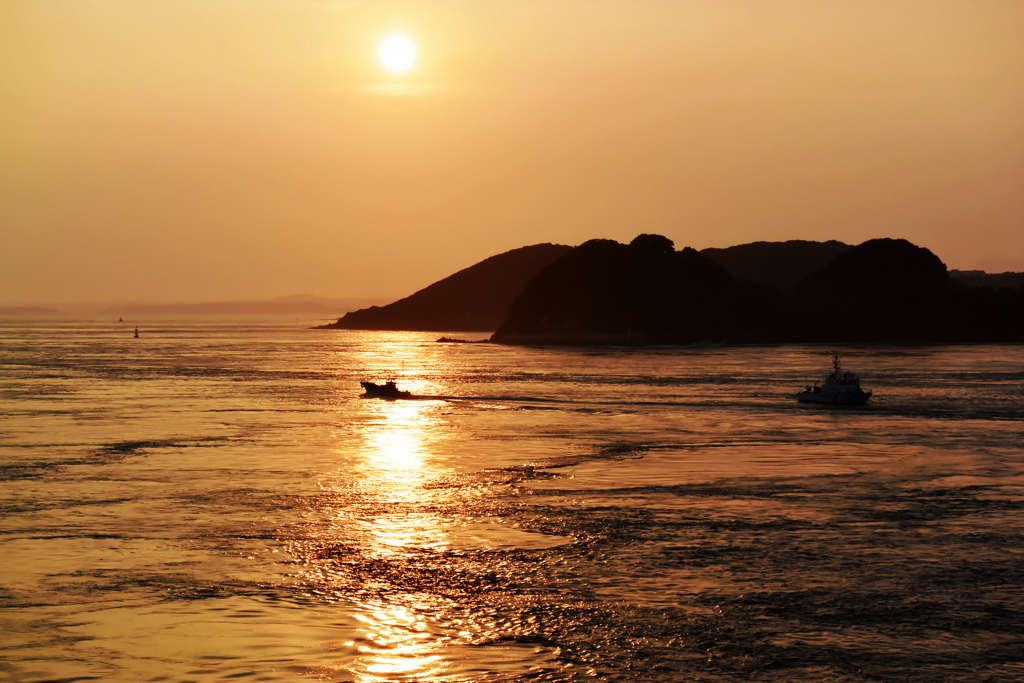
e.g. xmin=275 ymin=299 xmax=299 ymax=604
xmin=360 ymin=380 xmax=412 ymax=399
xmin=797 ymin=353 xmax=872 ymax=405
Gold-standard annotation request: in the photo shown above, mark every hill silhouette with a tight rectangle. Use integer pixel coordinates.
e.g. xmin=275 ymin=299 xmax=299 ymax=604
xmin=318 ymin=243 xmax=571 ymax=332
xmin=701 ymin=240 xmax=850 ymax=293
xmin=491 ymin=235 xmax=789 ymax=345
xmin=945 ymin=272 xmax=1024 ymax=342
xmin=793 ymin=238 xmax=951 ymax=343
xmin=312 ymin=236 xmax=1023 ymax=343
xmin=490 ymin=235 xmax=1024 ymax=345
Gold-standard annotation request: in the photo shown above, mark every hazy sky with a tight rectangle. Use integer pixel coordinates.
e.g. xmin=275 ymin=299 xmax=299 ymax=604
xmin=3 ymin=0 xmax=1023 ymax=305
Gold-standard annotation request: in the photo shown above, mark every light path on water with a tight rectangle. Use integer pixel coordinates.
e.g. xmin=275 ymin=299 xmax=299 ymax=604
xmin=1 ymin=322 xmax=1022 ymax=681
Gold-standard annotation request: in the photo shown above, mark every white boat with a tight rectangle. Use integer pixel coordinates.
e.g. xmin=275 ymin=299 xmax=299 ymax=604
xmin=797 ymin=353 xmax=872 ymax=405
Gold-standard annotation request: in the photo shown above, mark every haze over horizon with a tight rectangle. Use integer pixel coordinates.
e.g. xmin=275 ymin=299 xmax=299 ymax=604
xmin=3 ymin=0 xmax=1023 ymax=307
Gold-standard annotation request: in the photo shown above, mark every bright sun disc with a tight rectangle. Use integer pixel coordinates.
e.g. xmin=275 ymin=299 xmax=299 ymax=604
xmin=378 ymin=34 xmax=417 ymax=73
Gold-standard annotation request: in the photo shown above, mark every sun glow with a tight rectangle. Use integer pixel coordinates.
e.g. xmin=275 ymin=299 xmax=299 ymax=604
xmin=378 ymin=33 xmax=417 ymax=74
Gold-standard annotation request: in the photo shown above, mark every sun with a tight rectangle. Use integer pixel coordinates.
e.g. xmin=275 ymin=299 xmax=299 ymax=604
xmin=378 ymin=33 xmax=417 ymax=74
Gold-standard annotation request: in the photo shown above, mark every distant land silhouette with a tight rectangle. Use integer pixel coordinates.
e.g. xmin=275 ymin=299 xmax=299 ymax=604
xmin=312 ymin=236 xmax=1023 ymax=344
xmin=948 ymin=270 xmax=1024 ymax=290
xmin=102 ymin=297 xmax=375 ymax=319
xmin=0 ymin=306 xmax=64 ymax=317
xmin=317 ymin=243 xmax=571 ymax=331
xmin=492 ymin=236 xmax=1024 ymax=344
xmin=492 ymin=235 xmax=789 ymax=344
xmin=2 ymin=298 xmax=384 ymax=320
xmin=700 ymin=240 xmax=851 ymax=294
xmin=793 ymin=238 xmax=951 ymax=343
xmin=699 ymin=240 xmax=1018 ymax=295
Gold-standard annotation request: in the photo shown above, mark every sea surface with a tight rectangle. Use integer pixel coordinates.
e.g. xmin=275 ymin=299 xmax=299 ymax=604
xmin=1 ymin=321 xmax=1022 ymax=682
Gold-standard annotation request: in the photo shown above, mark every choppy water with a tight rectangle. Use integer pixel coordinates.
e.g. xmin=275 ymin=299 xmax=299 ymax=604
xmin=1 ymin=322 xmax=1022 ymax=682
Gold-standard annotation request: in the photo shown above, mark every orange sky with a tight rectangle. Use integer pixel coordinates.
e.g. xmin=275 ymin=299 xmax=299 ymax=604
xmin=2 ymin=0 xmax=1023 ymax=305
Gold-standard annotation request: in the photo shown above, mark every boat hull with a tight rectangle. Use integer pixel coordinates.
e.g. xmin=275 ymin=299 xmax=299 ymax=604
xmin=360 ymin=381 xmax=412 ymax=399
xmin=796 ymin=391 xmax=871 ymax=405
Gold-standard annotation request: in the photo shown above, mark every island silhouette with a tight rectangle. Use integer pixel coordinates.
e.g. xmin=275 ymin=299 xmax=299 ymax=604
xmin=316 ymin=243 xmax=571 ymax=332
xmin=318 ymin=236 xmax=1024 ymax=344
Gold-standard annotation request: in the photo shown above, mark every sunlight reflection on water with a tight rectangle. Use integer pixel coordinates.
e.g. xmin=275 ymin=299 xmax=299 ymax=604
xmin=348 ymin=600 xmax=446 ymax=682
xmin=2 ymin=325 xmax=1023 ymax=681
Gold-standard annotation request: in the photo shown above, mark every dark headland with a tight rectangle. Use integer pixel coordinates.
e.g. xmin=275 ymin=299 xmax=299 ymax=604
xmin=316 ymin=243 xmax=571 ymax=332
xmin=319 ymin=236 xmax=1024 ymax=344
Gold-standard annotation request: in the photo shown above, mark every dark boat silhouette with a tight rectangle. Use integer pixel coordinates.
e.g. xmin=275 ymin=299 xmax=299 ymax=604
xmin=360 ymin=380 xmax=412 ymax=399
xmin=797 ymin=352 xmax=872 ymax=405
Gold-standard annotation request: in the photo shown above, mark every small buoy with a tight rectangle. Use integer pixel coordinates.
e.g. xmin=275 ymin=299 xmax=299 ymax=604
xmin=118 ymin=317 xmax=123 ymax=322
xmin=134 ymin=327 xmax=139 ymax=338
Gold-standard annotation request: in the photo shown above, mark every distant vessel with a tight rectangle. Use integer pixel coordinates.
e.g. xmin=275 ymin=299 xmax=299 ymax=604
xmin=360 ymin=380 xmax=412 ymax=399
xmin=797 ymin=353 xmax=872 ymax=405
